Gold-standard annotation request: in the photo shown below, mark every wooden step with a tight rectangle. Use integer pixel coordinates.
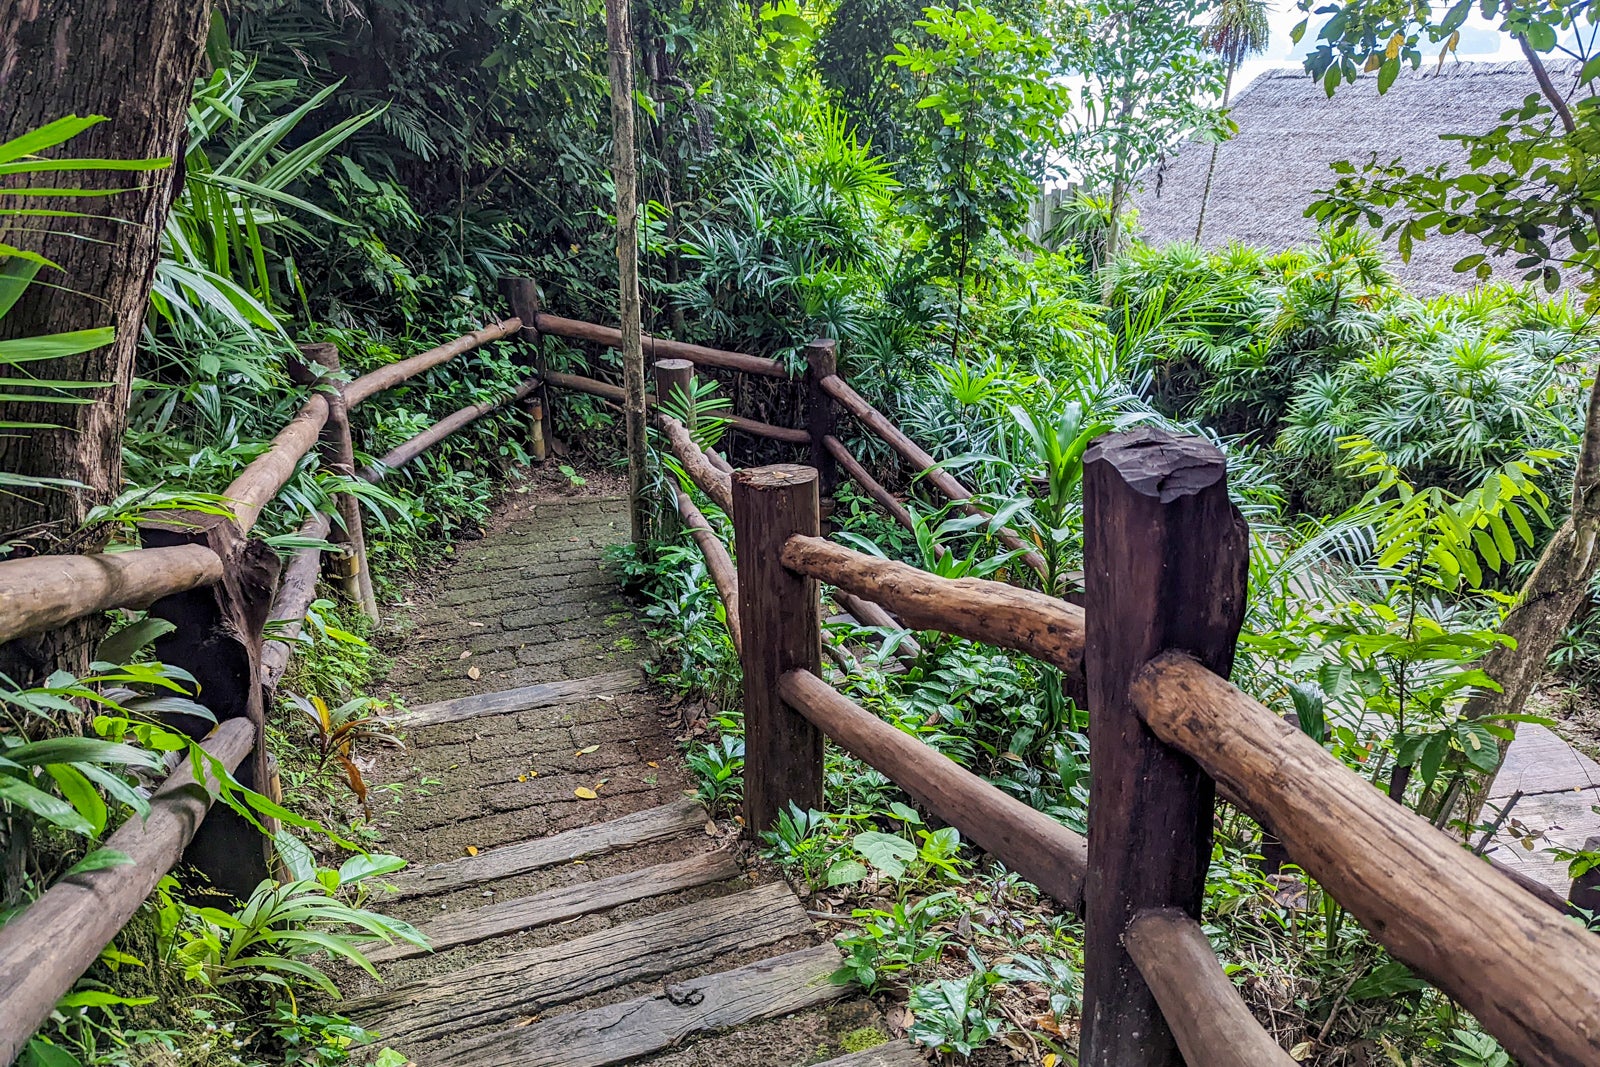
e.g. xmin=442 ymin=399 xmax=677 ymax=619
xmin=401 ymin=668 xmax=643 ymax=728
xmin=811 ymin=1042 xmax=926 ymax=1067
xmin=444 ymin=944 xmax=849 ymax=1067
xmin=385 ymin=798 xmax=707 ymax=899
xmin=347 ymin=881 xmax=812 ymax=1046
xmin=366 ymin=848 xmax=740 ymax=962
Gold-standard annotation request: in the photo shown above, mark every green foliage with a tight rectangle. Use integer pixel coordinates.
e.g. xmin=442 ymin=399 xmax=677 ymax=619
xmin=1058 ymin=0 xmax=1226 ymax=219
xmin=1299 ymin=0 xmax=1600 ymax=295
xmin=887 ymin=3 xmax=1071 ymax=302
xmin=906 ymin=957 xmax=1004 ymax=1055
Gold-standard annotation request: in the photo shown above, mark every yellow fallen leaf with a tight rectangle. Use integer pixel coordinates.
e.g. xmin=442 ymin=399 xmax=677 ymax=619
xmin=467 ymin=666 xmax=482 ymax=680
xmin=517 ymin=775 xmax=528 ymax=782
xmin=575 ymin=744 xmax=599 ymax=756
xmin=465 ymin=845 xmax=479 ymax=856
xmin=1043 ymin=1055 xmax=1058 ymax=1067
xmin=574 ymin=786 xmax=598 ymax=799
xmin=647 ymin=761 xmax=659 ymax=768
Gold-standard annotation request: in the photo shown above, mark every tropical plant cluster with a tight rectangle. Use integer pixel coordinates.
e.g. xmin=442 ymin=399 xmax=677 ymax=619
xmin=7 ymin=0 xmax=1600 ymax=1063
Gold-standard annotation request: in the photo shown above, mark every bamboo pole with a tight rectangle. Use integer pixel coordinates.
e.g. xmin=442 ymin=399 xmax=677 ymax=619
xmin=604 ymin=0 xmax=647 ymax=545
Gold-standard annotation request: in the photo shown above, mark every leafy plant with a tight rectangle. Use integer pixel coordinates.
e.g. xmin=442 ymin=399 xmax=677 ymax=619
xmin=906 ymin=956 xmax=1004 ymax=1055
xmin=686 ymin=735 xmax=744 ymax=812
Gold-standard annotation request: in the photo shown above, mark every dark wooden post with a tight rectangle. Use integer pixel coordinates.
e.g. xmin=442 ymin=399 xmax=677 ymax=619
xmin=1079 ymin=426 xmax=1250 ymax=1067
xmin=143 ymin=515 xmax=280 ymax=899
xmin=732 ymin=464 xmax=824 ymax=834
xmin=302 ymin=343 xmax=378 ymax=622
xmin=653 ymin=358 xmax=696 ymax=427
xmin=505 ymin=277 xmax=552 ymax=460
xmin=805 ymin=340 xmax=839 ymax=503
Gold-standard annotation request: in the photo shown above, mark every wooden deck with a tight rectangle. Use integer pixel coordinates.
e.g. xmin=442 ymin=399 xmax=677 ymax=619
xmin=351 ymin=488 xmax=920 ymax=1067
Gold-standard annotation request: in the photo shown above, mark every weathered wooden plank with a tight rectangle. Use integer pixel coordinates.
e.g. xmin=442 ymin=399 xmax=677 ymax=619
xmin=399 ymin=668 xmax=643 ymax=728
xmin=385 ymin=798 xmax=707 ymax=899
xmin=348 ymin=882 xmax=811 ymax=1046
xmin=366 ymin=849 xmax=740 ymax=962
xmin=446 ymin=944 xmax=847 ymax=1067
xmin=810 ymin=1043 xmax=927 ymax=1067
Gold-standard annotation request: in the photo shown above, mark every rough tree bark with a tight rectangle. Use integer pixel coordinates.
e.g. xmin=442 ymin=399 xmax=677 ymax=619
xmin=0 ymin=0 xmax=211 ymax=679
xmin=1463 ymin=373 xmax=1600 ymax=772
xmin=604 ymin=0 xmax=648 ymax=545
xmin=1454 ymin=42 xmax=1600 ymax=819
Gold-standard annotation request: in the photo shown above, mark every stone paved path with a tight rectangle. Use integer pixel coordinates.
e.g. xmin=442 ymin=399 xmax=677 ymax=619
xmin=344 ymin=482 xmax=918 ymax=1067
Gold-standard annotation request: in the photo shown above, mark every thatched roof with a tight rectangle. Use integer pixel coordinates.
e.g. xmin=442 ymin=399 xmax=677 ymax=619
xmin=1131 ymin=61 xmax=1560 ymax=294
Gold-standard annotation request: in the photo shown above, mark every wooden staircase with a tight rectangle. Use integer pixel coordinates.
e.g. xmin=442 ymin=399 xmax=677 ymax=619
xmin=348 ymin=490 xmax=921 ymax=1066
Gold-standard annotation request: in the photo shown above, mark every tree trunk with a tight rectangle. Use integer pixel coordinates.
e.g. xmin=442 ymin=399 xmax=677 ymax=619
xmin=605 ymin=0 xmax=648 ymax=545
xmin=1194 ymin=60 xmax=1236 ymax=243
xmin=0 ymin=0 xmax=210 ymax=679
xmin=1460 ymin=370 xmax=1600 ymax=815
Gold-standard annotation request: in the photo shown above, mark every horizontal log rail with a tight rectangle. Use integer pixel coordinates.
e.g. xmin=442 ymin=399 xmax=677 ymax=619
xmin=668 ymin=485 xmax=742 ymax=655
xmin=224 ymin=394 xmax=331 ymax=535
xmin=0 ymin=545 xmax=223 ymax=646
xmin=779 ymin=534 xmax=1084 ymax=702
xmin=778 ymin=668 xmax=1087 ymax=909
xmin=544 ymin=369 xmax=810 ymax=444
xmin=261 ymin=511 xmax=333 ymax=689
xmin=343 ymin=318 xmax=522 ymax=408
xmin=1130 ymin=650 xmax=1600 ymax=1067
xmin=1124 ymin=910 xmax=1296 ymax=1067
xmin=823 ymin=434 xmax=923 ymax=542
xmin=657 ymin=414 xmax=734 ymax=513
xmin=363 ymin=376 xmax=540 ymax=478
xmin=533 ymin=311 xmax=789 ymax=378
xmin=819 ymin=374 xmax=1047 ymax=578
xmin=0 ymin=718 xmax=255 ymax=1066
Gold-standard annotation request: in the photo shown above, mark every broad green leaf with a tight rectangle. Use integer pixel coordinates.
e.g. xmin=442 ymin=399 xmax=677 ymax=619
xmin=0 ymin=775 xmax=94 ymax=835
xmin=95 ymin=618 xmax=176 ymax=665
xmin=853 ymin=830 xmax=917 ymax=879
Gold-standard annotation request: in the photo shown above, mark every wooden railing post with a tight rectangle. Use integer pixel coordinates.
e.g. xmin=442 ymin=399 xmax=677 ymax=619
xmin=653 ymin=357 xmax=695 ymax=428
xmin=505 ymin=277 xmax=551 ymax=461
xmin=300 ymin=343 xmax=379 ymax=622
xmin=732 ymin=464 xmax=824 ymax=834
xmin=142 ymin=516 xmax=280 ymax=899
xmin=1079 ymin=426 xmax=1249 ymax=1067
xmin=805 ymin=340 xmax=839 ymax=504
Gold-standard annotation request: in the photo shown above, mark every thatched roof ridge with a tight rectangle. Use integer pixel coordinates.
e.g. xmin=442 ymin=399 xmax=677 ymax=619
xmin=1130 ymin=61 xmax=1570 ymax=294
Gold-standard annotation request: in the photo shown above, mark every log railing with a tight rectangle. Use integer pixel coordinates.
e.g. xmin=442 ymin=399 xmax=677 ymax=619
xmin=646 ymin=404 xmax=1600 ymax=1066
xmin=0 ymin=303 xmax=536 ymax=1066
xmin=531 ymin=316 xmax=1048 ymax=580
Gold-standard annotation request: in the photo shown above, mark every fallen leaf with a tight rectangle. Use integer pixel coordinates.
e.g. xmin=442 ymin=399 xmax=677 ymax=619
xmin=1043 ymin=1054 xmax=1059 ymax=1067
xmin=517 ymin=775 xmax=527 ymax=782
xmin=459 ymin=650 xmax=472 ymax=660
xmin=467 ymin=666 xmax=481 ymax=680
xmin=1289 ymin=1042 xmax=1313 ymax=1062
xmin=574 ymin=787 xmax=598 ymax=799
xmin=465 ymin=845 xmax=479 ymax=856
xmin=647 ymin=761 xmax=659 ymax=768
xmin=575 ymin=744 xmax=600 ymax=756
xmin=704 ymin=820 xmax=719 ymax=836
